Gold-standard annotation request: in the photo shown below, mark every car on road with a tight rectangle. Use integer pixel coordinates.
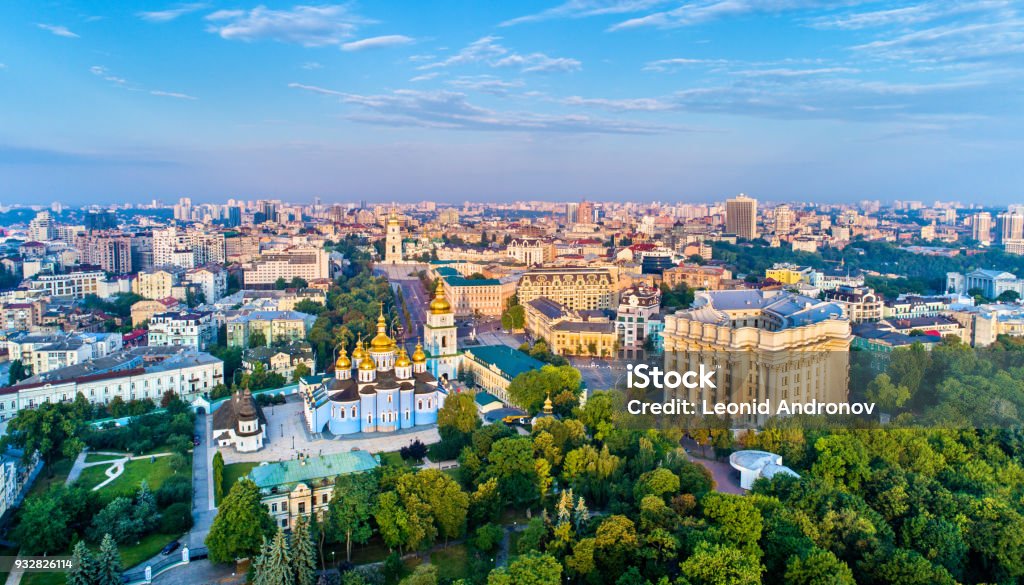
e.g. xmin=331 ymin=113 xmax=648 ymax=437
xmin=161 ymin=541 xmax=180 ymax=556
xmin=193 ymin=434 xmax=201 ymax=446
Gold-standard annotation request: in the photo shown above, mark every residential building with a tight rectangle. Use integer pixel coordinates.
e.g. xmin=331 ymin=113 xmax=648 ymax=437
xmin=434 ymin=267 xmax=516 ymax=318
xmin=506 ymin=238 xmax=553 ymax=266
xmin=823 ymin=285 xmax=883 ymax=323
xmin=184 ymin=265 xmax=228 ymax=303
xmin=131 ymin=297 xmax=180 ymax=326
xmin=242 ymin=247 xmax=330 ymax=288
xmin=133 ymin=269 xmax=182 ymax=301
xmin=75 ymin=232 xmax=133 ymax=274
xmin=242 ymin=341 xmax=315 ymax=380
xmin=616 ymin=284 xmax=664 ymax=356
xmin=225 ymin=310 xmax=316 ymax=349
xmin=148 ymin=311 xmax=216 ymax=350
xmin=28 ymin=271 xmax=104 ymax=299
xmin=726 ymin=194 xmax=758 ymax=240
xmin=27 ymin=211 xmax=54 ymax=242
xmin=972 ymin=212 xmax=993 ymax=244
xmin=663 ymin=264 xmax=732 ymax=290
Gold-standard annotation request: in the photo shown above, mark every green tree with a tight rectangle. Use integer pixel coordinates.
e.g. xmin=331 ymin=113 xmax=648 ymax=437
xmin=866 ymin=373 xmax=911 ymax=413
xmin=292 ymin=362 xmax=311 ymax=383
xmin=327 ymin=473 xmax=378 ymax=562
xmin=593 ymin=515 xmax=638 ymax=575
xmin=249 ymin=330 xmax=268 ymax=348
xmin=487 ymin=552 xmax=562 ymax=585
xmin=784 ymin=549 xmax=855 ymax=585
xmin=206 ymin=478 xmax=275 ymax=563
xmin=633 ymin=467 xmax=680 ymax=503
xmin=14 ymin=492 xmax=70 ymax=554
xmin=485 ymin=437 xmax=539 ymax=509
xmin=96 ymin=533 xmax=123 ymax=585
xmin=1 ymin=400 xmax=85 ymax=465
xmin=679 ymin=542 xmax=763 ymax=585
xmin=67 ymin=540 xmax=98 ymax=585
xmin=254 ymin=528 xmax=294 ymax=585
xmin=213 ymin=450 xmax=225 ymax=504
xmin=400 ymin=564 xmax=439 ymax=585
xmin=397 ymin=469 xmax=469 ymax=546
xmin=8 ymin=359 xmax=30 ymax=386
xmin=702 ymin=492 xmax=764 ymax=553
xmin=274 ymin=277 xmax=288 ymax=290
xmin=290 ymin=516 xmax=316 ymax=585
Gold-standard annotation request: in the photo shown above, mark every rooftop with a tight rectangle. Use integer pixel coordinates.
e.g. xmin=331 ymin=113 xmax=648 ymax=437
xmin=465 ymin=345 xmax=545 ymax=380
xmin=248 ymin=450 xmax=379 ymax=490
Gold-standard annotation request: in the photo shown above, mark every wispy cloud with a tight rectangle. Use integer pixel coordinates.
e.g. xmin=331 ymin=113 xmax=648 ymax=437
xmin=301 ymin=61 xmax=323 ymax=70
xmin=205 ymin=5 xmax=368 ymax=47
xmin=37 ymin=23 xmax=79 ymax=38
xmin=90 ymin=65 xmax=128 ymax=86
xmin=0 ymin=63 xmax=7 ymax=70
xmin=562 ymin=95 xmax=675 ymax=111
xmin=643 ymin=57 xmax=729 ymax=71
xmin=809 ymin=1 xmax=1014 ymax=30
xmin=610 ymin=0 xmax=865 ymax=31
xmin=150 ymin=90 xmax=198 ymax=100
xmin=851 ymin=19 xmax=1024 ymax=63
xmin=410 ymin=72 xmax=441 ymax=82
xmin=289 ymin=83 xmax=672 ymax=134
xmin=418 ymin=36 xmax=581 ymax=73
xmin=447 ymin=76 xmax=525 ymax=96
xmin=341 ymin=35 xmax=414 ymax=51
xmin=138 ymin=3 xmax=208 ymax=23
xmin=501 ymin=0 xmax=667 ymax=26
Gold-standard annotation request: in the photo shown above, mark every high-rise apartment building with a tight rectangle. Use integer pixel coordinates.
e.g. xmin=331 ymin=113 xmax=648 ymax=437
xmin=726 ymin=194 xmax=758 ymax=240
xmin=27 ymin=211 xmax=54 ymax=242
xmin=773 ymin=204 xmax=794 ymax=235
xmin=997 ymin=211 xmax=1024 ymax=244
xmin=972 ymin=212 xmax=993 ymax=244
xmin=76 ymin=232 xmax=133 ymax=274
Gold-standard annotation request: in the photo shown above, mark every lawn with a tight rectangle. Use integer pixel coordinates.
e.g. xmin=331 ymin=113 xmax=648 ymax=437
xmin=25 ymin=457 xmax=74 ymax=499
xmin=75 ymin=455 xmax=189 ymax=502
xmin=218 ymin=461 xmax=258 ymax=505
xmin=430 ymin=543 xmax=477 ymax=583
xmin=85 ymin=452 xmax=128 ymax=463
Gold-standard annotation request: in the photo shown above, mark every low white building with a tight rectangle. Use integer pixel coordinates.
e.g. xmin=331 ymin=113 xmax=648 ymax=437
xmin=148 ymin=311 xmax=216 ymax=350
xmin=729 ymin=450 xmax=799 ymax=490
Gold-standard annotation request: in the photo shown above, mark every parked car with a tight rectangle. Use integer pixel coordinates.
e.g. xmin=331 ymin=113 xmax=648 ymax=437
xmin=161 ymin=541 xmax=180 ymax=556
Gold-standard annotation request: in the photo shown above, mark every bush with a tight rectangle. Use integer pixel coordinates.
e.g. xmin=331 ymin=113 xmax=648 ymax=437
xmin=155 ymin=475 xmax=192 ymax=507
xmin=159 ymin=502 xmax=194 ymax=534
xmin=472 ymin=523 xmax=505 ymax=552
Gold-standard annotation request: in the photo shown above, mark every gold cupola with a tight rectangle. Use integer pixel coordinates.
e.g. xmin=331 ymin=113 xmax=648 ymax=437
xmin=359 ymin=351 xmax=377 ymax=371
xmin=429 ymin=280 xmax=451 ymax=314
xmin=369 ymin=305 xmax=394 ymax=351
xmin=351 ymin=337 xmax=367 ymax=362
xmin=412 ymin=341 xmax=427 ymax=363
xmin=395 ymin=348 xmax=412 ymax=368
xmin=335 ymin=346 xmax=351 ymax=370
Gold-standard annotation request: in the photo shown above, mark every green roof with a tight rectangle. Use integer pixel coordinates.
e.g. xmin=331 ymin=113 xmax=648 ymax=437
xmin=249 ymin=450 xmax=379 ymax=489
xmin=467 ymin=345 xmax=545 ymax=380
xmin=475 ymin=391 xmax=501 ymax=407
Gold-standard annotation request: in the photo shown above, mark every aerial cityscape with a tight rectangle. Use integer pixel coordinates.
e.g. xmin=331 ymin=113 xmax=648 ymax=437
xmin=2 ymin=2 xmax=1024 ymax=585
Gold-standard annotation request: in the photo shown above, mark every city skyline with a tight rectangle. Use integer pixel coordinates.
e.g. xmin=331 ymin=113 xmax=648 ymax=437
xmin=2 ymin=1 xmax=1023 ymax=203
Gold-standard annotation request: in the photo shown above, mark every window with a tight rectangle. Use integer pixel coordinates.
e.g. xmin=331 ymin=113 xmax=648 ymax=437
xmin=298 ymin=502 xmax=306 ymax=514
xmin=271 ymin=503 xmax=278 ymax=512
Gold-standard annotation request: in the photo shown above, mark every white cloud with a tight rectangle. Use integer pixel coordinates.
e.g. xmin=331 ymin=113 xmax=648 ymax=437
xmin=418 ymin=36 xmax=580 ymax=74
xmin=205 ymin=5 xmax=367 ymax=47
xmin=562 ymin=95 xmax=675 ymax=111
xmin=138 ymin=3 xmax=208 ymax=23
xmin=289 ymin=83 xmax=672 ymax=134
xmin=301 ymin=61 xmax=323 ymax=70
xmin=501 ymin=0 xmax=668 ymax=26
xmin=643 ymin=57 xmax=729 ymax=71
xmin=611 ymin=0 xmax=866 ymax=31
xmin=341 ymin=35 xmax=414 ymax=51
xmin=410 ymin=72 xmax=442 ymax=82
xmin=90 ymin=65 xmax=128 ymax=85
xmin=447 ymin=76 xmax=525 ymax=95
xmin=151 ymin=90 xmax=198 ymax=100
xmin=810 ymin=1 xmax=1014 ymax=30
xmin=37 ymin=24 xmax=79 ymax=38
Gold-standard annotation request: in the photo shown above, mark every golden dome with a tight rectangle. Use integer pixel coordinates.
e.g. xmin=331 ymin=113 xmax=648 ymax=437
xmin=351 ymin=339 xmax=367 ymax=361
xmin=395 ymin=349 xmax=412 ymax=368
xmin=387 ymin=210 xmax=400 ymax=225
xmin=429 ymin=280 xmax=451 ymax=314
xmin=412 ymin=342 xmax=427 ymax=363
xmin=369 ymin=305 xmax=394 ymax=351
xmin=335 ymin=347 xmax=351 ymax=370
xmin=359 ymin=352 xmax=376 ymax=371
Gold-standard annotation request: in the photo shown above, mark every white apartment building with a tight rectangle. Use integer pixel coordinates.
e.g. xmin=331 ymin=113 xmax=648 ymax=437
xmin=242 ymin=247 xmax=330 ymax=288
xmin=6 ymin=332 xmax=124 ymax=375
xmin=184 ymin=265 xmax=228 ymax=303
xmin=28 ymin=271 xmax=104 ymax=299
xmin=148 ymin=311 xmax=216 ymax=350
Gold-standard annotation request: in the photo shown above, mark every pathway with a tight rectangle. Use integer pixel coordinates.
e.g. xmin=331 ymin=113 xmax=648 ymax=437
xmin=66 ymin=451 xmax=174 ymax=491
xmin=188 ymin=412 xmax=217 ymax=551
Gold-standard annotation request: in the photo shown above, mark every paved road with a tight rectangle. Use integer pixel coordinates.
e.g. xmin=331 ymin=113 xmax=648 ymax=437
xmin=189 ymin=412 xmax=216 ymax=550
xmin=150 ymin=559 xmax=244 ymax=585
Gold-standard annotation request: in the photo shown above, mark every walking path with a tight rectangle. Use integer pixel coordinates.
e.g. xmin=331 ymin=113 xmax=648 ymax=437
xmin=65 ymin=450 xmax=175 ymax=491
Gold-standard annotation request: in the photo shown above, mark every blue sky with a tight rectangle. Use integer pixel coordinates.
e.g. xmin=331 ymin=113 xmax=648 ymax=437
xmin=1 ymin=1 xmax=1023 ymax=205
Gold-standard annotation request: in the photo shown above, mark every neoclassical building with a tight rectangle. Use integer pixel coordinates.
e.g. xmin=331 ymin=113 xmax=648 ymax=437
xmin=662 ymin=290 xmax=851 ymax=426
xmin=300 ymin=297 xmax=453 ymax=436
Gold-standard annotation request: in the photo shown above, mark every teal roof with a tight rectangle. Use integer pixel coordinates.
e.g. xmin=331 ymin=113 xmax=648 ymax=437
xmin=467 ymin=345 xmax=544 ymax=380
xmin=436 ymin=266 xmax=501 ymax=287
xmin=248 ymin=450 xmax=378 ymax=489
xmin=475 ymin=391 xmax=501 ymax=407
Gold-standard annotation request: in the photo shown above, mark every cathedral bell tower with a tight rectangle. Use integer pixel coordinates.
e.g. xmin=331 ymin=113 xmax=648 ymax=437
xmin=384 ymin=210 xmax=402 ymax=264
xmin=424 ymin=279 xmax=458 ymax=382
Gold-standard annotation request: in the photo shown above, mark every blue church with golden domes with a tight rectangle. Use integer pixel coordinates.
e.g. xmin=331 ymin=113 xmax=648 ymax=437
xmin=300 ymin=284 xmax=458 ymax=436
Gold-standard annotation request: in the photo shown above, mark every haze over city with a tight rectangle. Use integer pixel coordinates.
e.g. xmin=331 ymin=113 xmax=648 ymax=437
xmin=2 ymin=0 xmax=1023 ymax=203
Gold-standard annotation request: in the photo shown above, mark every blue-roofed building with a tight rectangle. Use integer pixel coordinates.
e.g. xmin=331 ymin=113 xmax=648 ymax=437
xmin=248 ymin=450 xmax=379 ymax=529
xmin=462 ymin=345 xmax=545 ymax=406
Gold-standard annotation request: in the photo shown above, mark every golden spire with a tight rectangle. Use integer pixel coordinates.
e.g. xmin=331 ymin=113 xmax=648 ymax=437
xmin=335 ymin=345 xmax=351 ymax=370
xmin=543 ymin=391 xmax=554 ymax=415
xmin=370 ymin=302 xmax=394 ymax=351
xmin=351 ymin=336 xmax=367 ymax=361
xmin=395 ymin=348 xmax=412 ymax=368
xmin=429 ymin=279 xmax=451 ymax=314
xmin=412 ymin=340 xmax=427 ymax=363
